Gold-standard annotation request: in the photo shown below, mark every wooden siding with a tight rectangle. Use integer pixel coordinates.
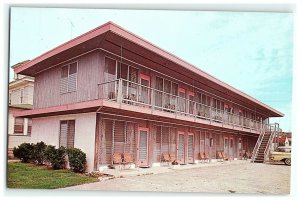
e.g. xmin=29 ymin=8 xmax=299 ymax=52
xmin=32 ymin=47 xmax=268 ymax=123
xmin=33 ymin=51 xmax=100 ymax=109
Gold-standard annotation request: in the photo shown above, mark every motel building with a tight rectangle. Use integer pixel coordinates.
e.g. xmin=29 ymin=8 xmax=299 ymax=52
xmin=13 ymin=22 xmax=284 ymax=172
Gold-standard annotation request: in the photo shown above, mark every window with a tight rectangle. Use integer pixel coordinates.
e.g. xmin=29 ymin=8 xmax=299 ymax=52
xmin=115 ymin=59 xmax=139 ymax=83
xmin=27 ymin=119 xmax=32 ymax=135
xmin=59 ymin=120 xmax=75 ymax=148
xmin=20 ymin=89 xmax=24 ymax=103
xmin=114 ymin=121 xmax=125 ymax=143
xmin=9 ymin=92 xmax=11 ymax=105
xmin=14 ymin=117 xmax=24 ymax=134
xmin=105 ymin=57 xmax=117 ymax=81
xmin=199 ymin=93 xmax=211 ymax=106
xmin=60 ymin=62 xmax=78 ymax=94
xmin=212 ymin=98 xmax=224 ymax=110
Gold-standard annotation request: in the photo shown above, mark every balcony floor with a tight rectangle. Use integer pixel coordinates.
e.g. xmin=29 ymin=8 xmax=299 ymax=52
xmin=14 ymin=98 xmax=260 ymax=135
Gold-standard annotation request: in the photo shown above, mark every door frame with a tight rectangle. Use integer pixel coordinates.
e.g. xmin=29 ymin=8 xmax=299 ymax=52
xmin=177 ymin=131 xmax=185 ymax=164
xmin=187 ymin=132 xmax=195 ymax=163
xmin=137 ymin=127 xmax=149 ymax=167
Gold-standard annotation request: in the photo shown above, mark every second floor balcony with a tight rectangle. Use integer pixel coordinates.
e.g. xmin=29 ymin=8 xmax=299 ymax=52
xmin=98 ymin=79 xmax=264 ymax=131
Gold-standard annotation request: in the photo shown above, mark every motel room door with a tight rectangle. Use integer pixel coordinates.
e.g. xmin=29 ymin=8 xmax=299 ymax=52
xmin=229 ymin=137 xmax=234 ymax=159
xmin=224 ymin=137 xmax=229 ymax=156
xmin=177 ymin=131 xmax=185 ymax=164
xmin=137 ymin=128 xmax=149 ymax=167
xmin=187 ymin=133 xmax=195 ymax=163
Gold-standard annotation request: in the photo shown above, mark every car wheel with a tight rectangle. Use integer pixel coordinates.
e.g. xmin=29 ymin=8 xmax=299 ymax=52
xmin=284 ymin=158 xmax=291 ymax=166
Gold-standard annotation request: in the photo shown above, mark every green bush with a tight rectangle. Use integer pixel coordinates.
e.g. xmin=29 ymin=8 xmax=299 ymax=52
xmin=13 ymin=143 xmax=34 ymax=163
xmin=67 ymin=148 xmax=87 ymax=173
xmin=44 ymin=145 xmax=66 ymax=170
xmin=32 ymin=141 xmax=47 ymax=165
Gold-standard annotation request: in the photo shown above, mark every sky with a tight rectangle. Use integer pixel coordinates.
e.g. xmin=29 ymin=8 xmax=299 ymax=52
xmin=9 ymin=7 xmax=293 ymax=131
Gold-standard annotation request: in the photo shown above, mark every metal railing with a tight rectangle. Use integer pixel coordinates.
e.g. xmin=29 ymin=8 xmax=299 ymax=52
xmin=251 ymin=124 xmax=266 ymax=162
xmin=264 ymin=123 xmax=281 ymax=162
xmin=98 ymin=79 xmax=264 ymax=130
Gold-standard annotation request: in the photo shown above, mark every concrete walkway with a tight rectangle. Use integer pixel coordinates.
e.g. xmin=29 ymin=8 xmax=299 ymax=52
xmin=100 ymin=160 xmax=250 ymax=178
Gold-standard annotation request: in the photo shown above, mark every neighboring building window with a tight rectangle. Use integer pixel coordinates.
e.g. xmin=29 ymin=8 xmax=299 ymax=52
xmin=9 ymin=92 xmax=11 ymax=105
xmin=14 ymin=117 xmax=24 ymax=134
xmin=60 ymin=62 xmax=78 ymax=94
xmin=20 ymin=89 xmax=23 ymax=104
xmin=59 ymin=120 xmax=75 ymax=148
xmin=27 ymin=119 xmax=32 ymax=135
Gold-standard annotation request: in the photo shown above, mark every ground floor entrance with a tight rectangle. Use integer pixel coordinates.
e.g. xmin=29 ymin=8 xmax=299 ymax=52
xmin=137 ymin=128 xmax=149 ymax=167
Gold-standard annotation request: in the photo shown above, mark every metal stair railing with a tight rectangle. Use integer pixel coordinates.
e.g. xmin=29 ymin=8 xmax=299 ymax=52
xmin=263 ymin=123 xmax=280 ymax=162
xmin=251 ymin=123 xmax=266 ymax=162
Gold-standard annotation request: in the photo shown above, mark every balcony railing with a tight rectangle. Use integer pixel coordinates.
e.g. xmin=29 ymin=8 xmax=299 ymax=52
xmin=98 ymin=79 xmax=263 ymax=131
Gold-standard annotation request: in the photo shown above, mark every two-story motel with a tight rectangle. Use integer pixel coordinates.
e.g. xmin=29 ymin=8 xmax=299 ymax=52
xmin=13 ymin=22 xmax=284 ymax=172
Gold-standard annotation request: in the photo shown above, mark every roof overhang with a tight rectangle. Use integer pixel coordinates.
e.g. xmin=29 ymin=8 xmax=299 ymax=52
xmin=13 ymin=21 xmax=284 ymax=118
xmin=13 ymin=99 xmax=103 ymax=118
xmin=9 ymin=77 xmax=34 ymax=89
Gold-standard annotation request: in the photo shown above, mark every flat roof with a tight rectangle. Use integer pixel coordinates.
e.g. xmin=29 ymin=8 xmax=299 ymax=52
xmin=13 ymin=21 xmax=284 ymax=117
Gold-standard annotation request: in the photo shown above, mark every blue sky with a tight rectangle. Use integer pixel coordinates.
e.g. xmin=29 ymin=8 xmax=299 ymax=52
xmin=9 ymin=7 xmax=293 ymax=131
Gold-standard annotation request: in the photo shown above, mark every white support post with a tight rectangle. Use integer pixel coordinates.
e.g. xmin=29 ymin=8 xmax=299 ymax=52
xmin=209 ymin=107 xmax=212 ymax=124
xmin=117 ymin=79 xmax=123 ymax=103
xmin=23 ymin=118 xmax=29 ymax=135
xmin=151 ymin=88 xmax=155 ymax=112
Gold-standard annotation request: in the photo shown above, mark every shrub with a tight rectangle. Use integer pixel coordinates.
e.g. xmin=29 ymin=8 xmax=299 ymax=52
xmin=67 ymin=148 xmax=87 ymax=173
xmin=13 ymin=143 xmax=34 ymax=163
xmin=44 ymin=145 xmax=66 ymax=170
xmin=32 ymin=141 xmax=47 ymax=165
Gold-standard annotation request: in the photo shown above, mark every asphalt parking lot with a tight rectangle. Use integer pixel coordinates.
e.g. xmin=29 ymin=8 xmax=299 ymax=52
xmin=62 ymin=161 xmax=290 ymax=194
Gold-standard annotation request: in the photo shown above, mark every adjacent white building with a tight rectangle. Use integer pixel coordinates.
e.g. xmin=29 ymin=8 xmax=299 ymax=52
xmin=8 ymin=61 xmax=34 ymax=158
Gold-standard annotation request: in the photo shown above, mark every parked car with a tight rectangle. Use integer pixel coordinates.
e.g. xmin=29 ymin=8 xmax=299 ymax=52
xmin=269 ymin=146 xmax=291 ymax=166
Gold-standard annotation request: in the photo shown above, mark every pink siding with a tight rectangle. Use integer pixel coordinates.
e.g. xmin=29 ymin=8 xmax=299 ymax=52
xmin=33 ymin=51 xmax=100 ymax=109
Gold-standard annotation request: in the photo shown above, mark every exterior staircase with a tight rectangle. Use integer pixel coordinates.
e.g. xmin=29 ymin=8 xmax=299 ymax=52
xmin=251 ymin=123 xmax=281 ymax=163
xmin=253 ymin=132 xmax=271 ymax=163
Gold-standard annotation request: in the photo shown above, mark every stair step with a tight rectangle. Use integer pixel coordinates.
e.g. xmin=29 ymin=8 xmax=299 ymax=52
xmin=254 ymin=160 xmax=264 ymax=163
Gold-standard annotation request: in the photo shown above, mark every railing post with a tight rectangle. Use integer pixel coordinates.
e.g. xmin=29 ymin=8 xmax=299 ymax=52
xmin=175 ymin=96 xmax=178 ymax=117
xmin=209 ymin=106 xmax=212 ymax=124
xmin=222 ymin=110 xmax=225 ymax=126
xmin=193 ymin=101 xmax=196 ymax=119
xmin=117 ymin=79 xmax=123 ymax=103
xmin=151 ymin=88 xmax=155 ymax=112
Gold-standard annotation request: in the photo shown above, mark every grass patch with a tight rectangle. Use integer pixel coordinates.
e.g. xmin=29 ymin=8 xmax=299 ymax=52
xmin=7 ymin=162 xmax=98 ymax=189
